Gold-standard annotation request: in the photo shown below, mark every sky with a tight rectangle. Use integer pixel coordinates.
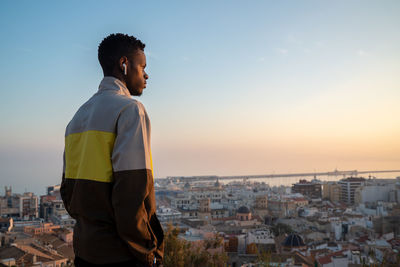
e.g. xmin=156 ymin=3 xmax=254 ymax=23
xmin=0 ymin=1 xmax=399 ymax=195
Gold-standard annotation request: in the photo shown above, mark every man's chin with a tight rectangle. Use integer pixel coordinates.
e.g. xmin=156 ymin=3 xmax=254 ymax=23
xmin=129 ymin=89 xmax=143 ymax=96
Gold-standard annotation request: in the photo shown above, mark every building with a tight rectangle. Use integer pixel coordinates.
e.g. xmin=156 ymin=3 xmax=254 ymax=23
xmin=354 ymin=181 xmax=397 ymax=205
xmin=39 ymin=185 xmax=75 ymax=227
xmin=254 ymin=195 xmax=268 ymax=209
xmin=40 ymin=185 xmax=62 ymax=220
xmin=268 ymin=199 xmax=296 ymax=217
xmin=246 ymin=228 xmax=274 ymax=245
xmin=210 ymin=203 xmax=229 ymax=219
xmin=24 ymin=222 xmax=60 ymax=235
xmin=46 ymin=185 xmax=61 ymax=196
xmin=0 ymin=218 xmax=13 ymax=233
xmin=267 ymin=197 xmax=307 ymax=218
xmin=338 ymin=177 xmax=366 ymax=205
xmin=236 ymin=206 xmax=252 ymax=221
xmin=0 ymin=187 xmax=38 ymax=219
xmin=0 ymin=187 xmax=20 ymax=218
xmin=292 ymin=179 xmax=322 ymax=199
xmin=281 ymin=233 xmax=306 ymax=252
xmin=39 ymin=194 xmax=57 ymax=220
xmin=0 ymin=242 xmax=69 ymax=266
xmin=156 ymin=207 xmax=182 ymax=222
xmin=226 ymin=206 xmax=261 ymax=227
xmin=197 ymin=198 xmax=212 ymax=222
xmin=322 ymin=182 xmax=341 ymax=203
xmin=170 ymin=186 xmax=224 ymax=210
xmin=253 ymin=195 xmax=269 ymax=220
xmin=19 ymin=192 xmax=39 ymax=219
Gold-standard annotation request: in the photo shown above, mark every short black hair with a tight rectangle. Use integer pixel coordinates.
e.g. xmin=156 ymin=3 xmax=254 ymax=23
xmin=98 ymin=33 xmax=145 ymax=74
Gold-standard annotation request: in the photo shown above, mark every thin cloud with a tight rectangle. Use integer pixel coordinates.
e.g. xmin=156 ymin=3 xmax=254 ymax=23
xmin=287 ymin=34 xmax=302 ymax=45
xmin=277 ymin=48 xmax=288 ymax=55
xmin=357 ymin=50 xmax=367 ymax=57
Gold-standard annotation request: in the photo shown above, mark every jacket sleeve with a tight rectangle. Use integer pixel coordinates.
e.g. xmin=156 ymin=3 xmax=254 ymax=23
xmin=111 ymin=102 xmax=159 ymax=266
xmin=60 ymin=150 xmax=75 ymax=218
xmin=60 ymin=151 xmax=68 ymax=213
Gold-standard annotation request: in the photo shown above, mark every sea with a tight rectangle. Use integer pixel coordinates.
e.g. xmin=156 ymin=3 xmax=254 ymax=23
xmin=221 ymin=171 xmax=400 ymax=187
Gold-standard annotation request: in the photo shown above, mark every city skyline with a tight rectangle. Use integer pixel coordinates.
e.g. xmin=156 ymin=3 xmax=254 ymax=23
xmin=3 ymin=170 xmax=400 ymax=197
xmin=1 ymin=1 xmax=400 ymax=194
xmin=2 ymin=175 xmax=400 ymax=265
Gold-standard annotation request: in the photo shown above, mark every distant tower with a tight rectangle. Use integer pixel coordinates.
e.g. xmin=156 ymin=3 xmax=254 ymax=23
xmin=199 ymin=198 xmax=210 ymax=212
xmin=214 ymin=178 xmax=221 ymax=189
xmin=255 ymin=195 xmax=268 ymax=209
xmin=5 ymin=186 xmax=12 ymax=197
xmin=253 ymin=195 xmax=269 ymax=219
xmin=198 ymin=198 xmax=211 ymax=222
xmin=184 ymin=181 xmax=191 ymax=190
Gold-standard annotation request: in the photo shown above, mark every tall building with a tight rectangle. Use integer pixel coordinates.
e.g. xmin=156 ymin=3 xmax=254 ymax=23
xmin=0 ymin=187 xmax=19 ymax=218
xmin=19 ymin=192 xmax=38 ymax=219
xmin=254 ymin=195 xmax=268 ymax=209
xmin=322 ymin=182 xmax=341 ymax=203
xmin=338 ymin=177 xmax=366 ymax=205
xmin=292 ymin=180 xmax=322 ymax=199
xmin=40 ymin=195 xmax=57 ymax=220
xmin=197 ymin=198 xmax=211 ymax=221
xmin=0 ymin=187 xmax=38 ymax=219
xmin=40 ymin=185 xmax=75 ymax=227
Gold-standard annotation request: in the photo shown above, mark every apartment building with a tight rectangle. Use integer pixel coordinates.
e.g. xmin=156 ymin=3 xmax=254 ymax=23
xmin=0 ymin=187 xmax=38 ymax=219
xmin=338 ymin=177 xmax=366 ymax=205
xmin=292 ymin=179 xmax=322 ymax=199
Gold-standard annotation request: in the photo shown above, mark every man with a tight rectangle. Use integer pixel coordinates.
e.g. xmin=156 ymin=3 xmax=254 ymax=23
xmin=61 ymin=33 xmax=164 ymax=267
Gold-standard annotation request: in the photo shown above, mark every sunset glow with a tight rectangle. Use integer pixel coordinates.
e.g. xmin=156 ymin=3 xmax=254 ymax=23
xmin=0 ymin=1 xmax=399 ymax=194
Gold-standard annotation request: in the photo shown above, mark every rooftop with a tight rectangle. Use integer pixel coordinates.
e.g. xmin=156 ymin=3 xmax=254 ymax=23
xmin=282 ymin=233 xmax=306 ymax=247
xmin=340 ymin=177 xmax=366 ymax=182
xmin=237 ymin=206 xmax=250 ymax=214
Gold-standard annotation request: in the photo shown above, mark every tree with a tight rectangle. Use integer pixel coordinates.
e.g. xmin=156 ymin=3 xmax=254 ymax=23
xmin=271 ymin=223 xmax=293 ymax=236
xmin=257 ymin=248 xmax=272 ymax=267
xmin=163 ymin=225 xmax=186 ymax=267
xmin=246 ymin=243 xmax=258 ymax=255
xmin=163 ymin=224 xmax=228 ymax=267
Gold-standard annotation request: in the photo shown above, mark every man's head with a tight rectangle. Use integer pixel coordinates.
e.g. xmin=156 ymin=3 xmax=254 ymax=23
xmin=98 ymin=33 xmax=148 ymax=96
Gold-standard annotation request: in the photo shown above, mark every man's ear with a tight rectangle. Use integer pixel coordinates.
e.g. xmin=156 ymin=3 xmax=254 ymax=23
xmin=119 ymin=56 xmax=128 ymax=71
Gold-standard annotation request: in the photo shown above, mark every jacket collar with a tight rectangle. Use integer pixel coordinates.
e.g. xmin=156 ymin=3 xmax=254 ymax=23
xmin=98 ymin=76 xmax=131 ymax=97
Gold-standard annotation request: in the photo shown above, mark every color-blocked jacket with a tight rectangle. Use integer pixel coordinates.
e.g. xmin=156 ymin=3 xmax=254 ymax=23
xmin=61 ymin=77 xmax=164 ymax=266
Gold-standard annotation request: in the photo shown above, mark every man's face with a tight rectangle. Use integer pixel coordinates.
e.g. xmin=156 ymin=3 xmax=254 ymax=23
xmin=126 ymin=50 xmax=148 ymax=96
